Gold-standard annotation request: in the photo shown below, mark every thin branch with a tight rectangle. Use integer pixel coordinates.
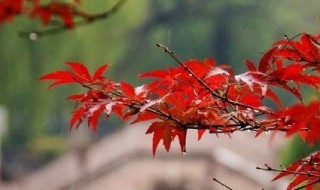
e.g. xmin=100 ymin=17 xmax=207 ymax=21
xmin=110 ymin=87 xmax=251 ymax=132
xmin=283 ymin=33 xmax=304 ymax=49
xmin=19 ymin=0 xmax=127 ymax=38
xmin=72 ymin=76 xmax=92 ymax=89
xmin=281 ymin=33 xmax=307 ymax=61
xmin=213 ymin=178 xmax=233 ymax=190
xmin=156 ymin=43 xmax=224 ymax=99
xmin=256 ymin=164 xmax=320 ymax=189
xmin=99 ymin=82 xmax=300 ymax=135
xmin=280 ymin=33 xmax=320 ymax=65
xmin=256 ymin=164 xmax=320 ymax=178
xmin=156 ymin=43 xmax=274 ymax=115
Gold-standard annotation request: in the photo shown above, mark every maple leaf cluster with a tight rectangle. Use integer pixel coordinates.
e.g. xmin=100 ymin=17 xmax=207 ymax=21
xmin=40 ymin=33 xmax=320 ymax=189
xmin=273 ymin=152 xmax=320 ymax=190
xmin=0 ymin=0 xmax=84 ymax=28
xmin=258 ymin=152 xmax=320 ymax=190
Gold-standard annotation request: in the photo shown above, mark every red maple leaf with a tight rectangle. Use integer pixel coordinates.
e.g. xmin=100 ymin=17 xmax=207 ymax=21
xmin=30 ymin=2 xmax=76 ymax=28
xmin=120 ymin=82 xmax=136 ymax=98
xmin=39 ymin=62 xmax=108 ymax=88
xmin=272 ymin=101 xmax=320 ymax=144
xmin=146 ymin=121 xmax=187 ymax=155
xmin=0 ymin=0 xmax=23 ymax=24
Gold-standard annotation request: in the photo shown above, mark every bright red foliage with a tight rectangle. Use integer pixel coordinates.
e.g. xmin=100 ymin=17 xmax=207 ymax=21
xmin=0 ymin=0 xmax=23 ymax=24
xmin=146 ymin=120 xmax=186 ymax=155
xmin=0 ymin=0 xmax=86 ymax=28
xmin=39 ymin=32 xmax=320 ymax=189
xmin=30 ymin=2 xmax=76 ymax=28
xmin=40 ymin=62 xmax=107 ymax=88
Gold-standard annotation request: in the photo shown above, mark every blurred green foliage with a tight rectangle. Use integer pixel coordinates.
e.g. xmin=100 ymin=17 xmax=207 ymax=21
xmin=27 ymin=135 xmax=67 ymax=163
xmin=281 ymin=135 xmax=320 ymax=167
xmin=1 ymin=0 xmax=320 ymax=179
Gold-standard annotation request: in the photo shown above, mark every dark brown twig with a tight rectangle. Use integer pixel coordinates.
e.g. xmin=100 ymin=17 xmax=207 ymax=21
xmin=19 ymin=0 xmax=127 ymax=38
xmin=256 ymin=164 xmax=320 ymax=190
xmin=256 ymin=164 xmax=320 ymax=178
xmin=213 ymin=178 xmax=233 ymax=190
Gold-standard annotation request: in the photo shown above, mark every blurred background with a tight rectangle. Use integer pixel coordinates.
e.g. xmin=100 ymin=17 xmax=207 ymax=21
xmin=0 ymin=0 xmax=320 ymax=189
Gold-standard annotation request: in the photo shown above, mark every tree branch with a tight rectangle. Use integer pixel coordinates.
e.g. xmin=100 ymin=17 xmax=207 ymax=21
xmin=256 ymin=164 xmax=320 ymax=178
xmin=156 ymin=43 xmax=274 ymax=115
xmin=19 ymin=0 xmax=127 ymax=39
xmin=213 ymin=178 xmax=233 ymax=190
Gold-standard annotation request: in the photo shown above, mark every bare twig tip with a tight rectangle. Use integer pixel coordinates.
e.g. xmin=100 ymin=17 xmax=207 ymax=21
xmin=212 ymin=178 xmax=232 ymax=190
